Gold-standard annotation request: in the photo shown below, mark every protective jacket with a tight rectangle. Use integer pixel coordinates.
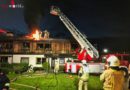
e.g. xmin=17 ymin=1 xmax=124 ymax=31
xmin=78 ymin=65 xmax=89 ymax=90
xmin=54 ymin=60 xmax=59 ymax=73
xmin=100 ymin=68 xmax=124 ymax=90
xmin=78 ymin=65 xmax=89 ymax=81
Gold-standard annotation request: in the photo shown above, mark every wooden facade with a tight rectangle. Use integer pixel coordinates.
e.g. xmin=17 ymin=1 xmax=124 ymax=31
xmin=0 ymin=36 xmax=79 ymax=56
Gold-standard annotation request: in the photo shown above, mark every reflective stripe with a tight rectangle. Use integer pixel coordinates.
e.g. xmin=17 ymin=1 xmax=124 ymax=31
xmin=5 ymin=83 xmax=10 ymax=86
xmin=67 ymin=63 xmax=70 ymax=72
xmin=79 ymin=66 xmax=89 ymax=81
xmin=71 ymin=64 xmax=76 ymax=73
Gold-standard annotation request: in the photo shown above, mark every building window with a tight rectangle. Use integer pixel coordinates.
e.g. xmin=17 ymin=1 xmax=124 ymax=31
xmin=45 ymin=44 xmax=51 ymax=50
xmin=23 ymin=42 xmax=30 ymax=49
xmin=37 ymin=44 xmax=44 ymax=49
xmin=21 ymin=57 xmax=29 ymax=64
xmin=0 ymin=57 xmax=8 ymax=63
xmin=36 ymin=57 xmax=46 ymax=64
xmin=60 ymin=58 xmax=65 ymax=64
xmin=36 ymin=58 xmax=41 ymax=64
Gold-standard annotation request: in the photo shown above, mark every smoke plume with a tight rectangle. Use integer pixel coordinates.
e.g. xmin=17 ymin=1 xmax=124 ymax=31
xmin=24 ymin=0 xmax=51 ymax=33
xmin=23 ymin=0 xmax=77 ymax=34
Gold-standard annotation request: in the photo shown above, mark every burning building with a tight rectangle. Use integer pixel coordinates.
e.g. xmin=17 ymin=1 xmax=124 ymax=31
xmin=0 ymin=0 xmax=79 ymax=69
xmin=0 ymin=31 xmax=78 ymax=68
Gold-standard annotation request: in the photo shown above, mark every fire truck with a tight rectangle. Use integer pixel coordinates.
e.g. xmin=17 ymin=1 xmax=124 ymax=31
xmin=50 ymin=6 xmax=105 ymax=74
xmin=50 ymin=6 xmax=130 ymax=74
xmin=103 ymin=54 xmax=130 ymax=73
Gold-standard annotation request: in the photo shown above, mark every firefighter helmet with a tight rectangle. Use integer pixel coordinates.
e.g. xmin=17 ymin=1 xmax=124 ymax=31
xmin=107 ymin=55 xmax=120 ymax=67
xmin=81 ymin=60 xmax=87 ymax=64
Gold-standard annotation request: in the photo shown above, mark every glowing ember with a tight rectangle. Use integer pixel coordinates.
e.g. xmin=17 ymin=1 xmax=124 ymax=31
xmin=33 ymin=30 xmax=40 ymax=40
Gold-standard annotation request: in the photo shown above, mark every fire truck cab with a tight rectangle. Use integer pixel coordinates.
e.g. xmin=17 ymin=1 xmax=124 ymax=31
xmin=103 ymin=54 xmax=130 ymax=73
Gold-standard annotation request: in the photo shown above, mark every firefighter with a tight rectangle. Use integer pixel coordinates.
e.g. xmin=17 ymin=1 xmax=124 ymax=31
xmin=0 ymin=69 xmax=10 ymax=90
xmin=100 ymin=55 xmax=124 ymax=90
xmin=43 ymin=30 xmax=50 ymax=38
xmin=78 ymin=60 xmax=89 ymax=90
xmin=54 ymin=60 xmax=59 ymax=73
xmin=120 ymin=67 xmax=129 ymax=90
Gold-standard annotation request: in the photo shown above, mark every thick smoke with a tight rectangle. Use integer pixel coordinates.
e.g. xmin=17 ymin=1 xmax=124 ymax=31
xmin=24 ymin=0 xmax=52 ymax=33
xmin=23 ymin=0 xmax=77 ymax=34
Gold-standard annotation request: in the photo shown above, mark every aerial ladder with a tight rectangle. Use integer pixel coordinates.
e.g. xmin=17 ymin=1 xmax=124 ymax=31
xmin=50 ymin=6 xmax=99 ymax=61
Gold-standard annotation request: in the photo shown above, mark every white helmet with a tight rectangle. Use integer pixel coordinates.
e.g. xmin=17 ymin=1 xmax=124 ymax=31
xmin=81 ymin=60 xmax=87 ymax=64
xmin=107 ymin=55 xmax=120 ymax=67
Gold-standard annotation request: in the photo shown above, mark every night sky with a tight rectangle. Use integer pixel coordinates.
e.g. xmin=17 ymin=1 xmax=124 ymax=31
xmin=0 ymin=0 xmax=130 ymax=52
xmin=0 ymin=0 xmax=130 ymax=38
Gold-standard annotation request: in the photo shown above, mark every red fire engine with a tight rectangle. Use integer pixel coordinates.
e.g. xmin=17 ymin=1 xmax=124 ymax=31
xmin=50 ymin=6 xmax=106 ymax=74
xmin=50 ymin=6 xmax=130 ymax=74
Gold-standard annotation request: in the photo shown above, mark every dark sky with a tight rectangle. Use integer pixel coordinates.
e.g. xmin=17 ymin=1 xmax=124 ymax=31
xmin=0 ymin=0 xmax=130 ymax=38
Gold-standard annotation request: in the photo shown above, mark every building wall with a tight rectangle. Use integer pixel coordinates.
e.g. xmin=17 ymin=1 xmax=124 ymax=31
xmin=0 ymin=38 xmax=78 ymax=68
xmin=8 ymin=57 xmax=13 ymax=64
xmin=13 ymin=54 xmax=45 ymax=67
xmin=0 ymin=38 xmax=79 ymax=55
xmin=12 ymin=54 xmax=74 ymax=68
xmin=12 ymin=39 xmax=75 ymax=54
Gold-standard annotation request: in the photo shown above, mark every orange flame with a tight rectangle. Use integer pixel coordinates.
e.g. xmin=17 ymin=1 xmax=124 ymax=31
xmin=32 ymin=29 xmax=40 ymax=40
